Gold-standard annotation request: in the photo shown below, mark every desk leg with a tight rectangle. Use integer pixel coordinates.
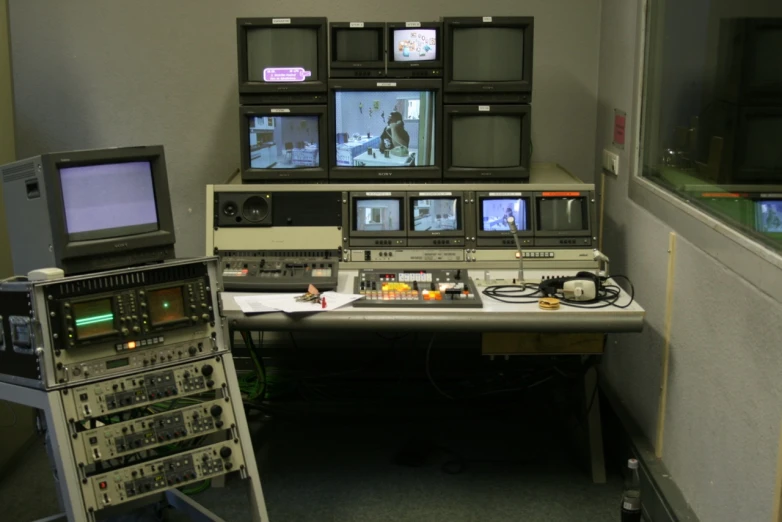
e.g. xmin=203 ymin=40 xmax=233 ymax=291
xmin=584 ymin=365 xmax=606 ymax=484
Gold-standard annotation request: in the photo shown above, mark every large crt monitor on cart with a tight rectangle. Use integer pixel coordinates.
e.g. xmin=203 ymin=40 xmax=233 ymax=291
xmin=0 ymin=145 xmax=176 ymax=275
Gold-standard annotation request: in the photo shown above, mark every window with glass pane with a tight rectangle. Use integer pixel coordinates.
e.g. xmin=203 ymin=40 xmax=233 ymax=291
xmin=640 ymin=1 xmax=782 ymax=251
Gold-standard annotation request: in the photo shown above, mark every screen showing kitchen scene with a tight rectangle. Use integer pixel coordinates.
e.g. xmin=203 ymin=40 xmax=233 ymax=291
xmin=481 ymin=198 xmax=528 ymax=231
xmin=334 ymin=90 xmax=436 ymax=167
xmin=353 ymin=198 xmax=403 ymax=232
xmin=411 ymin=198 xmax=459 ymax=231
xmin=392 ymin=29 xmax=437 ymax=62
xmin=451 ymin=115 xmax=522 ymax=168
xmin=755 ymin=200 xmax=782 ymax=233
xmin=248 ymin=115 xmax=320 ymax=169
xmin=451 ymin=26 xmax=524 ymax=82
xmin=246 ymin=27 xmax=319 ymax=82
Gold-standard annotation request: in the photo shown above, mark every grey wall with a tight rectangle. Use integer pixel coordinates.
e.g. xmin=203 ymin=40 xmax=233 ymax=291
xmin=597 ymin=1 xmax=782 ymax=521
xmin=8 ymin=0 xmax=600 ymax=257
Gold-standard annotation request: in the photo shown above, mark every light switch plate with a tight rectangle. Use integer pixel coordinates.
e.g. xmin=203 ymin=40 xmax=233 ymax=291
xmin=603 ymin=149 xmax=620 ymax=175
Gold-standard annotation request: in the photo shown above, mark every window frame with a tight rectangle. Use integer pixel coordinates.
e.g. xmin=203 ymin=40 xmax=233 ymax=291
xmin=628 ymin=0 xmax=782 ymax=300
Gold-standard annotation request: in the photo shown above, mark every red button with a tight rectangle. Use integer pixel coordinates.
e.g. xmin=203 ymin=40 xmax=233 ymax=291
xmin=99 ymin=481 xmax=108 ymax=490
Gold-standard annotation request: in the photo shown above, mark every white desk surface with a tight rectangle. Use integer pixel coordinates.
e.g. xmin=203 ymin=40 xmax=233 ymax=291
xmin=222 ymin=270 xmax=645 ymax=333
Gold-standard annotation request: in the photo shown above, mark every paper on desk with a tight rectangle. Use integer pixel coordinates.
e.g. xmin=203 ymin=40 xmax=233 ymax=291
xmin=233 ymin=291 xmax=363 ymax=315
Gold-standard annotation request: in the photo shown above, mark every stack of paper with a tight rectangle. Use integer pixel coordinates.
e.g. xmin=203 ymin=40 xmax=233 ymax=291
xmin=233 ymin=291 xmax=363 ymax=315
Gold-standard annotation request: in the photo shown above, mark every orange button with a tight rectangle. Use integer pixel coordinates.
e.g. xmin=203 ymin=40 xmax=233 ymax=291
xmin=128 ymin=341 xmax=136 ymax=349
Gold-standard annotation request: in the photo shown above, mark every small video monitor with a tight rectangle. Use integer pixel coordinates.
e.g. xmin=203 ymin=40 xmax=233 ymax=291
xmin=330 ymin=80 xmax=441 ymax=180
xmin=755 ymin=200 xmax=782 ymax=233
xmin=480 ymin=197 xmax=529 ymax=232
xmin=330 ymin=22 xmax=385 ymax=77
xmin=353 ymin=198 xmax=403 ymax=232
xmin=537 ymin=195 xmax=589 ymax=231
xmin=60 ymin=161 xmax=160 ymax=241
xmin=411 ymin=198 xmax=460 ymax=231
xmin=392 ymin=27 xmax=438 ymax=62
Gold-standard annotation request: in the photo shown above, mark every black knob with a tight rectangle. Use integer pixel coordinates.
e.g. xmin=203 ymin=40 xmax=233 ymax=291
xmin=210 ymin=405 xmax=223 ymax=417
xmin=206 ymin=380 xmax=215 ymax=388
xmin=183 ymin=371 xmax=190 ymax=379
xmin=201 ymin=364 xmax=213 ymax=377
xmin=219 ymin=447 xmax=232 ymax=459
xmin=188 ymin=346 xmax=197 ymax=356
xmin=215 ymin=420 xmax=224 ymax=428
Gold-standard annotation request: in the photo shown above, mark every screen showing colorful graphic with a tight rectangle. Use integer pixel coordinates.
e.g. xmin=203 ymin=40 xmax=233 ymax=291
xmin=392 ymin=29 xmax=437 ymax=62
xmin=481 ymin=198 xmax=528 ymax=231
xmin=411 ymin=198 xmax=459 ymax=231
xmin=756 ymin=200 xmax=782 ymax=233
xmin=353 ymin=199 xmax=403 ymax=232
xmin=334 ymin=90 xmax=436 ymax=168
xmin=248 ymin=116 xmax=320 ymax=169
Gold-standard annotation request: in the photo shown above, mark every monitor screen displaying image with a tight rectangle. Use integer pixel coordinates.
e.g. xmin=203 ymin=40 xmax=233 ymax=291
xmin=538 ymin=198 xmax=588 ymax=231
xmin=392 ymin=29 xmax=437 ymax=62
xmin=248 ymin=116 xmax=320 ymax=169
xmin=246 ymin=27 xmax=319 ymax=82
xmin=755 ymin=200 xmax=782 ymax=233
xmin=481 ymin=198 xmax=528 ymax=231
xmin=60 ymin=161 xmax=159 ymax=241
xmin=334 ymin=90 xmax=437 ymax=168
xmin=451 ymin=27 xmax=524 ymax=82
xmin=353 ymin=199 xmax=402 ymax=232
xmin=333 ymin=28 xmax=383 ymax=62
xmin=451 ymin=115 xmax=522 ymax=168
xmin=411 ymin=198 xmax=459 ymax=231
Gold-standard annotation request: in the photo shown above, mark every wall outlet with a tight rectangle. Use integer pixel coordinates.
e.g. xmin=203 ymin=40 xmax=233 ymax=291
xmin=602 ymin=149 xmax=620 ymax=175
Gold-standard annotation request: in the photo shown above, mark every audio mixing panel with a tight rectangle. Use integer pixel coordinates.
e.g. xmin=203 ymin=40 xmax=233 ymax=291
xmin=353 ymin=269 xmax=483 ymax=308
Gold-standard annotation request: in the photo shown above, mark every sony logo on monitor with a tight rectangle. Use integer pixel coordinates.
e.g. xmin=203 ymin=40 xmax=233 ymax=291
xmin=276 ymin=87 xmax=289 ymax=91
xmin=114 ymin=242 xmax=129 ymax=248
xmin=432 ymin=232 xmax=441 ymax=236
xmin=480 ymin=172 xmax=492 ymax=176
xmin=481 ymin=86 xmax=495 ymax=90
xmin=377 ymin=172 xmax=393 ymax=176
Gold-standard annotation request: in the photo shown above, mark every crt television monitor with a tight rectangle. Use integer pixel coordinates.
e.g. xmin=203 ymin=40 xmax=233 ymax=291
xmin=237 ymin=17 xmax=328 ymax=96
xmin=443 ymin=16 xmax=534 ymax=95
xmin=443 ymin=104 xmax=531 ymax=181
xmin=348 ymin=191 xmax=408 ymax=247
xmin=476 ymin=192 xmax=533 ymax=246
xmin=330 ymin=22 xmax=386 ymax=76
xmin=408 ymin=192 xmax=463 ymax=238
xmin=240 ymin=105 xmax=329 ymax=182
xmin=533 ymin=191 xmax=594 ymax=247
xmin=329 ymin=79 xmax=442 ymax=180
xmin=0 ymin=146 xmax=175 ymax=275
xmin=386 ymin=22 xmax=442 ymax=76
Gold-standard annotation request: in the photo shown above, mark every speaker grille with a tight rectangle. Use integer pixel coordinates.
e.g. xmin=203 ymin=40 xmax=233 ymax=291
xmin=1 ymin=161 xmax=36 ymax=183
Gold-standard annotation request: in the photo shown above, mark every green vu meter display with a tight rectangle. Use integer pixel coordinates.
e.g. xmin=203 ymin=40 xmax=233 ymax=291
xmin=72 ymin=299 xmax=116 ymax=340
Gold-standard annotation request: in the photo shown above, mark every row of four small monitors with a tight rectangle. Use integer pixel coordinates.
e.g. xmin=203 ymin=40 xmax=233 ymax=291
xmin=348 ymin=191 xmax=591 ymax=245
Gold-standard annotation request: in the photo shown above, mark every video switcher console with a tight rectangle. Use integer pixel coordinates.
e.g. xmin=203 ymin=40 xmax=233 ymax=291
xmin=353 ymin=269 xmax=483 ymax=308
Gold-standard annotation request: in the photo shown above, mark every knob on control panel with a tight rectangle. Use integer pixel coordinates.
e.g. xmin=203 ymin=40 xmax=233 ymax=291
xmin=219 ymin=446 xmax=232 ymax=459
xmin=201 ymin=364 xmax=214 ymax=377
xmin=210 ymin=405 xmax=223 ymax=417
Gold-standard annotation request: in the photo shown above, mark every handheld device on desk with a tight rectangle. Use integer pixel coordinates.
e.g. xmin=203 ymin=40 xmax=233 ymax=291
xmin=354 ymin=269 xmax=482 ymax=308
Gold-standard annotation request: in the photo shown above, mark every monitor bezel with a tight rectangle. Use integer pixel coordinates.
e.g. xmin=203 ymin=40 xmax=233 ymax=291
xmin=407 ymin=191 xmax=464 ymax=239
xmin=240 ymin=105 xmax=329 ymax=182
xmin=328 ymin=78 xmax=443 ymax=181
xmin=237 ymin=17 xmax=328 ymax=95
xmin=348 ymin=191 xmax=408 ymax=239
xmin=386 ymin=22 xmax=443 ymax=70
xmin=442 ymin=16 xmax=534 ymax=94
xmin=475 ymin=192 xmax=535 ymax=239
xmin=443 ymin=104 xmax=531 ymax=180
xmin=533 ymin=191 xmax=593 ymax=238
xmin=329 ymin=22 xmax=387 ymax=72
xmin=41 ymin=146 xmax=175 ymax=261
